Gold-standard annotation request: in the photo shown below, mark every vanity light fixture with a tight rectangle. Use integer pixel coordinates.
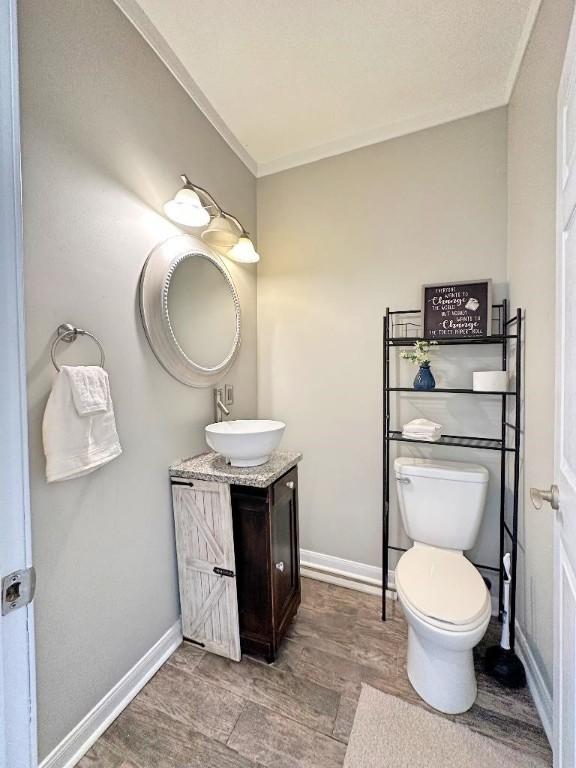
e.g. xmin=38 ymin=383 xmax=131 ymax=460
xmin=227 ymin=232 xmax=260 ymax=263
xmin=163 ymin=177 xmax=211 ymax=227
xmin=202 ymin=212 xmax=242 ymax=250
xmin=164 ymin=175 xmax=260 ymax=263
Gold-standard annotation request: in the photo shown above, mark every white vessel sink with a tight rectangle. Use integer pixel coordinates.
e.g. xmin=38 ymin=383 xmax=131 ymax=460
xmin=205 ymin=420 xmax=286 ymax=467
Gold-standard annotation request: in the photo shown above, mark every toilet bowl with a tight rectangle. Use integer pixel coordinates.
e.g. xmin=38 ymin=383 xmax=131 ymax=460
xmin=394 ymin=457 xmax=490 ymax=714
xmin=396 ymin=543 xmax=491 ymax=713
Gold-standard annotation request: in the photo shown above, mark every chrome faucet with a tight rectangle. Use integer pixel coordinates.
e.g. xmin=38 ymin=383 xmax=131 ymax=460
xmin=214 ymin=387 xmax=230 ymax=423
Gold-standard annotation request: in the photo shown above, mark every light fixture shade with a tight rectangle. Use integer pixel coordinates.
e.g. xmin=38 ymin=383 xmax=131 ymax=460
xmin=227 ymin=235 xmax=260 ymax=263
xmin=164 ymin=187 xmax=210 ymax=227
xmin=201 ymin=215 xmax=240 ymax=249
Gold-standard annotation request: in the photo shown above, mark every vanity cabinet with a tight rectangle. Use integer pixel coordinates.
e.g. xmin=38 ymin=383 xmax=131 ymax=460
xmin=170 ymin=450 xmax=302 ymax=664
xmin=231 ymin=466 xmax=300 ymax=662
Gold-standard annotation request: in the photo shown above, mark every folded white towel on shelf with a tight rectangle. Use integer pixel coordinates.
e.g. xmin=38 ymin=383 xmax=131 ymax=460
xmin=402 ymin=418 xmax=442 ymax=435
xmin=402 ymin=418 xmax=442 ymax=442
xmin=62 ymin=365 xmax=109 ymax=415
xmin=42 ymin=366 xmax=122 ymax=482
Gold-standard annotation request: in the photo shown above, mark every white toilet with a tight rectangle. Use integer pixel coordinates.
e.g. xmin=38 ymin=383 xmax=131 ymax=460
xmin=394 ymin=457 xmax=492 ymax=714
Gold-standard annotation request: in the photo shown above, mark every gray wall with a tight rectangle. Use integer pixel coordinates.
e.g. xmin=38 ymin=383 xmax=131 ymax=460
xmin=257 ymin=108 xmax=508 ymax=578
xmin=507 ymin=0 xmax=575 ymax=692
xmin=18 ymin=0 xmax=256 ymax=759
xmin=19 ymin=0 xmax=568 ymax=755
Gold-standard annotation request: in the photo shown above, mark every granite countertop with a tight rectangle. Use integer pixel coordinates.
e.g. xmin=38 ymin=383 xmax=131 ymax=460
xmin=170 ymin=449 xmax=303 ymax=488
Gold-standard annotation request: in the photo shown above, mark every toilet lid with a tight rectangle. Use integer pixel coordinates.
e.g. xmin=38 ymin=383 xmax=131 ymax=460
xmin=396 ymin=547 xmax=489 ymax=626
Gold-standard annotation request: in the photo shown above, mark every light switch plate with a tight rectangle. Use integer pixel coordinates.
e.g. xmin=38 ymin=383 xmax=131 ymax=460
xmin=224 ymin=384 xmax=234 ymax=406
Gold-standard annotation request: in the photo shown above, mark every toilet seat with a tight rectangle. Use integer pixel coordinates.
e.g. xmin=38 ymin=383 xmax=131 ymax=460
xmin=396 ymin=545 xmax=490 ymax=631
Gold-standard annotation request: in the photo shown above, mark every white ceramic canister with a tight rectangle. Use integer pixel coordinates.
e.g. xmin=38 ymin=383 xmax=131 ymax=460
xmin=472 ymin=371 xmax=508 ymax=392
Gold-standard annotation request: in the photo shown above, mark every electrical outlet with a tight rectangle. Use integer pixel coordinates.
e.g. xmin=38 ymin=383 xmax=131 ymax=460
xmin=224 ymin=384 xmax=234 ymax=406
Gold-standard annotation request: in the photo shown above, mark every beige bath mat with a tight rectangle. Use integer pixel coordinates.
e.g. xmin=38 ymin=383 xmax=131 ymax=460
xmin=344 ymin=685 xmax=550 ymax=768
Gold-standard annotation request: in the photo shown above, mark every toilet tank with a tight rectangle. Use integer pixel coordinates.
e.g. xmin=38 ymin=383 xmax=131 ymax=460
xmin=394 ymin=457 xmax=489 ymax=550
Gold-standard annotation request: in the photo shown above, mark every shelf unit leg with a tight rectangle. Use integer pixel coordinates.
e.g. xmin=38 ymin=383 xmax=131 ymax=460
xmin=382 ymin=309 xmax=390 ymax=621
xmin=509 ymin=308 xmax=522 ymax=651
xmin=498 ymin=298 xmax=508 ymax=620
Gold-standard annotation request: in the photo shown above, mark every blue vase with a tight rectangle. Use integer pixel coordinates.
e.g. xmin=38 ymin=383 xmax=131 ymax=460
xmin=414 ymin=363 xmax=435 ymax=390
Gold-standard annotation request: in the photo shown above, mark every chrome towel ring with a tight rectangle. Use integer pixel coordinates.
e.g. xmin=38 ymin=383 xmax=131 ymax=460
xmin=51 ymin=323 xmax=105 ymax=372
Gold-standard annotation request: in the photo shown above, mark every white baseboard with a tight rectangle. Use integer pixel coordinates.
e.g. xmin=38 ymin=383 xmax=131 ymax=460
xmin=300 ymin=548 xmax=396 ymax=598
xmin=39 ymin=620 xmax=183 ymax=768
xmin=514 ymin=621 xmax=553 ymax=745
xmin=300 ymin=548 xmax=500 ymax=614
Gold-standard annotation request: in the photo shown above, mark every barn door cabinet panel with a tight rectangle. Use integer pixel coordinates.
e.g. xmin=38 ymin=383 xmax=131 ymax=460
xmin=171 ymin=478 xmax=241 ymax=661
xmin=170 ymin=449 xmax=302 ymax=663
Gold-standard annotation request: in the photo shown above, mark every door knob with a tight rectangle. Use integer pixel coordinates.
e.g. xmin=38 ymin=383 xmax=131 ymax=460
xmin=275 ymin=561 xmax=285 ymax=572
xmin=530 ymin=484 xmax=560 ymax=511
xmin=286 ymin=481 xmax=295 ymax=489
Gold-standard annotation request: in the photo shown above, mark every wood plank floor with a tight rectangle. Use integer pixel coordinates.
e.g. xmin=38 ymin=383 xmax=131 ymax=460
xmin=78 ymin=578 xmax=551 ymax=768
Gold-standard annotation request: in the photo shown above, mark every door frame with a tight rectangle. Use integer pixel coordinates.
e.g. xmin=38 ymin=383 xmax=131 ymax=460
xmin=0 ymin=2 xmax=37 ymax=767
xmin=554 ymin=5 xmax=576 ymax=764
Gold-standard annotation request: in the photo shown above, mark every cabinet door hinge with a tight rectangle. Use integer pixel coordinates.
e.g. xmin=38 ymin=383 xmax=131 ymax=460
xmin=1 ymin=567 xmax=36 ymax=616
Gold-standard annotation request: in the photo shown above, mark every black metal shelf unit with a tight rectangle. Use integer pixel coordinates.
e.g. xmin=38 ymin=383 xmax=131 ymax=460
xmin=382 ymin=300 xmax=523 ymax=651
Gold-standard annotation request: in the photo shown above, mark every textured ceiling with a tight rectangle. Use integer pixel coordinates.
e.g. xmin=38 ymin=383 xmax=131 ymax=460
xmin=116 ymin=0 xmax=540 ymax=176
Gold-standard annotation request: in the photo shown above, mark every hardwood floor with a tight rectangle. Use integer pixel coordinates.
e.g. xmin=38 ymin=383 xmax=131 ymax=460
xmin=78 ymin=578 xmax=551 ymax=768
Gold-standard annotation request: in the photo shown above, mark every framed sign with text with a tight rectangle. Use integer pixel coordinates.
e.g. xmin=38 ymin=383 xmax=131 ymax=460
xmin=421 ymin=280 xmax=492 ymax=339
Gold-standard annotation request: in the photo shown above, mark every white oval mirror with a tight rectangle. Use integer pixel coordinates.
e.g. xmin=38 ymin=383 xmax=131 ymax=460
xmin=139 ymin=235 xmax=241 ymax=387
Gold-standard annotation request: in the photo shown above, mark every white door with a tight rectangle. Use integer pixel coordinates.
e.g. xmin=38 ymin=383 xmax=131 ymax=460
xmin=553 ymin=10 xmax=576 ymax=765
xmin=0 ymin=3 xmax=37 ymax=767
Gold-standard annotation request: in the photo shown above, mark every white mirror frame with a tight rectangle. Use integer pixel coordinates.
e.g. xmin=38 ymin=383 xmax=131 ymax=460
xmin=139 ymin=234 xmax=241 ymax=388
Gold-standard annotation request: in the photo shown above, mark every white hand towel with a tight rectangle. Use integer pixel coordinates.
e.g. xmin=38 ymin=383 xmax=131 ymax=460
xmin=402 ymin=418 xmax=442 ymax=436
xmin=62 ymin=365 xmax=109 ymax=415
xmin=42 ymin=368 xmax=122 ymax=482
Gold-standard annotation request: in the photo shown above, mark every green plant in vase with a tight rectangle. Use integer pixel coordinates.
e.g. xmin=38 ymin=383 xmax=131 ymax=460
xmin=400 ymin=341 xmax=438 ymax=390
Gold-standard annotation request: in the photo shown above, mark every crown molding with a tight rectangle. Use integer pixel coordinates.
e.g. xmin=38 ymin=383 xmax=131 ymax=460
xmin=256 ymin=96 xmax=508 ymax=177
xmin=115 ymin=0 xmax=538 ymax=179
xmin=113 ymin=0 xmax=258 ymax=176
xmin=504 ymin=0 xmax=542 ymax=101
